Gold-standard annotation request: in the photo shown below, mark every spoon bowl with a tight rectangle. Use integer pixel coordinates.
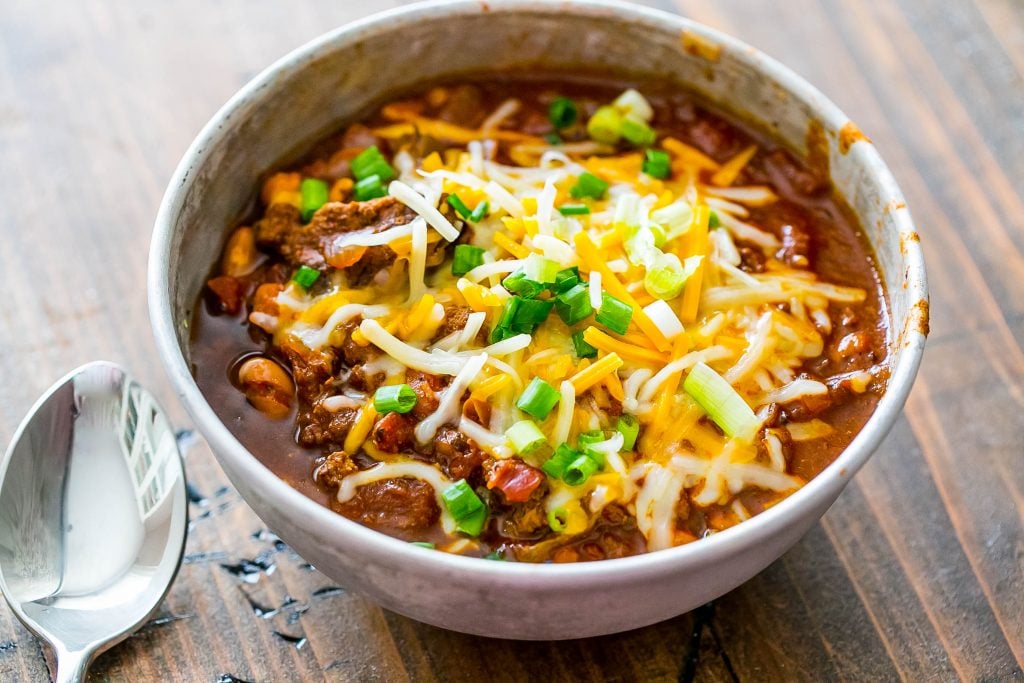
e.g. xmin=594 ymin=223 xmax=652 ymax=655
xmin=0 ymin=361 xmax=187 ymax=682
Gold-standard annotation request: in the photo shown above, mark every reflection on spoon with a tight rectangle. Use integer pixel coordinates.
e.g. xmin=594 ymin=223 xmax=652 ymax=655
xmin=0 ymin=361 xmax=187 ymax=682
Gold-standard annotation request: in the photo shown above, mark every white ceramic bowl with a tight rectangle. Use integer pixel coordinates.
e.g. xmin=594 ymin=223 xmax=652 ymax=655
xmin=149 ymin=0 xmax=928 ymax=639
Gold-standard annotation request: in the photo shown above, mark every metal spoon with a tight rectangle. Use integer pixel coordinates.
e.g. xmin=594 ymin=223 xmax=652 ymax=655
xmin=0 ymin=361 xmax=187 ymax=682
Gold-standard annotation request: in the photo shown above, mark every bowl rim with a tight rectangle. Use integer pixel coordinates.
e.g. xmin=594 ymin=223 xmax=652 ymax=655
xmin=148 ymin=0 xmax=928 ymax=581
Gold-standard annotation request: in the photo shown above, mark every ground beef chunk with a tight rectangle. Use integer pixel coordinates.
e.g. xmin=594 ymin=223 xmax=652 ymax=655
xmin=372 ymin=412 xmax=416 ymax=453
xmin=434 ymin=304 xmax=472 ymax=340
xmin=777 ymin=223 xmax=812 ymax=269
xmin=255 ymin=196 xmax=417 ymax=275
xmin=278 ymin=341 xmax=335 ymax=404
xmin=336 ymin=478 xmax=440 ymax=532
xmin=548 ymin=505 xmax=647 ymax=562
xmin=485 ymin=458 xmax=545 ymax=503
xmin=314 ymin=451 xmax=357 ymax=489
xmin=206 ymin=276 xmax=245 ymax=314
xmin=751 ymin=201 xmax=814 ymax=269
xmin=406 ymin=371 xmax=443 ymax=420
xmin=433 ymin=427 xmax=486 ymax=480
xmin=737 ymin=245 xmax=767 ymax=273
xmin=338 ymin=322 xmax=379 ymax=367
xmin=687 ymin=117 xmax=741 ymax=158
xmin=298 ymin=405 xmax=356 ymax=448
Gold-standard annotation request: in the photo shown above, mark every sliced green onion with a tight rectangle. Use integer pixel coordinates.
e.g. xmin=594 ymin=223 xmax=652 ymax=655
xmin=549 ymin=97 xmax=578 ymax=129
xmin=554 ymin=283 xmax=593 ymax=326
xmin=516 ymin=377 xmax=561 ymax=420
xmin=502 ymin=270 xmax=546 ymax=299
xmin=373 ymin=383 xmax=418 ymax=414
xmin=616 ymin=415 xmax=640 ymax=451
xmin=447 ymin=194 xmax=473 ymax=219
xmin=510 ymin=297 xmax=554 ymax=332
xmin=544 ymin=132 xmax=563 ymax=146
xmin=558 ymin=204 xmax=591 ymax=216
xmin=506 ymin=420 xmax=548 ymax=456
xmin=451 ymin=244 xmax=486 ymax=276
xmin=457 ymin=507 xmax=488 ymax=536
xmin=644 ymin=252 xmax=688 ymax=300
xmin=351 ymin=145 xmax=396 ymax=182
xmin=542 ymin=443 xmax=580 ymax=479
xmin=708 ymin=210 xmax=721 ymax=229
xmin=442 ymin=479 xmax=487 ymax=536
xmin=571 ymin=330 xmax=598 ymax=358
xmin=642 ymin=149 xmax=671 ymax=179
xmin=570 ymin=172 xmax=610 ymax=200
xmin=442 ymin=479 xmax=484 ymax=518
xmin=524 ymin=253 xmax=560 ymax=284
xmin=576 ymin=430 xmax=607 ymax=466
xmin=563 ymin=454 xmax=600 ymax=486
xmin=547 ymin=507 xmax=568 ymax=533
xmin=553 ymin=266 xmax=580 ymax=293
xmin=300 ymin=178 xmax=329 ymax=222
xmin=613 ymin=88 xmax=654 ymax=122
xmin=484 ymin=550 xmax=506 ymax=561
xmin=683 ymin=361 xmax=760 ymax=441
xmin=354 ymin=174 xmax=387 ymax=201
xmin=410 ymin=541 xmax=436 ymax=549
xmin=594 ymin=292 xmax=633 ymax=334
xmin=489 ymin=297 xmax=521 ymax=343
xmin=469 ymin=200 xmax=490 ymax=222
xmin=292 ymin=265 xmax=320 ymax=290
xmin=587 ymin=105 xmax=623 ymax=144
xmin=621 ymin=114 xmax=657 ymax=147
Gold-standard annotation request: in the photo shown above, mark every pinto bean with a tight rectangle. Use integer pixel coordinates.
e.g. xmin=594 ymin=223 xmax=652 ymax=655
xmin=237 ymin=357 xmax=294 ymax=419
xmin=221 ymin=227 xmax=259 ymax=277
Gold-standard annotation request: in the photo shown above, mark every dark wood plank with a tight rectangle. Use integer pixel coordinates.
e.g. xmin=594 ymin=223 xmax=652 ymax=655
xmin=0 ymin=0 xmax=1022 ymax=680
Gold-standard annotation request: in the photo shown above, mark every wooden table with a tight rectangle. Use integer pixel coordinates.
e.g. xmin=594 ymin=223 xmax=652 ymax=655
xmin=1 ymin=0 xmax=1021 ymax=680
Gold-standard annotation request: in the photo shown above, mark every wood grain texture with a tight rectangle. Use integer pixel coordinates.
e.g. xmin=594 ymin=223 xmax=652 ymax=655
xmin=0 ymin=0 xmax=1021 ymax=680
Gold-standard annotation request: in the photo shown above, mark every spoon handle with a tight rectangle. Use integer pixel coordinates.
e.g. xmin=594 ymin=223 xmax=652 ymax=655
xmin=54 ymin=649 xmax=92 ymax=683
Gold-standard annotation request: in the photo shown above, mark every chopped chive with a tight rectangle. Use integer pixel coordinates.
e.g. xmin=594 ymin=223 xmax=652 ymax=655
xmin=447 ymin=194 xmax=473 ymax=219
xmin=354 ymin=174 xmax=387 ymax=201
xmin=549 ymin=97 xmax=578 ymax=129
xmin=542 ymin=443 xmax=580 ymax=480
xmin=616 ymin=414 xmax=640 ymax=451
xmin=563 ymin=453 xmax=600 ymax=486
xmin=300 ymin=178 xmax=329 ymax=222
xmin=570 ymin=172 xmax=610 ymax=200
xmin=708 ymin=210 xmax=721 ymax=229
xmin=516 ymin=377 xmax=561 ymax=420
xmin=351 ymin=145 xmax=396 ymax=182
xmin=489 ymin=297 xmax=521 ymax=343
xmin=469 ymin=200 xmax=490 ymax=222
xmin=410 ymin=541 xmax=436 ymax=549
xmin=372 ymin=383 xmax=418 ymax=414
xmin=484 ymin=550 xmax=506 ymax=561
xmin=576 ymin=430 xmax=607 ymax=465
xmin=558 ymin=204 xmax=591 ymax=216
xmin=554 ymin=283 xmax=593 ymax=326
xmin=571 ymin=330 xmax=598 ymax=358
xmin=544 ymin=132 xmax=563 ymax=146
xmin=292 ymin=265 xmax=320 ymax=290
xmin=594 ymin=292 xmax=633 ymax=334
xmin=505 ymin=420 xmax=548 ymax=456
xmin=451 ymin=244 xmax=486 ymax=276
xmin=642 ymin=149 xmax=671 ymax=179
